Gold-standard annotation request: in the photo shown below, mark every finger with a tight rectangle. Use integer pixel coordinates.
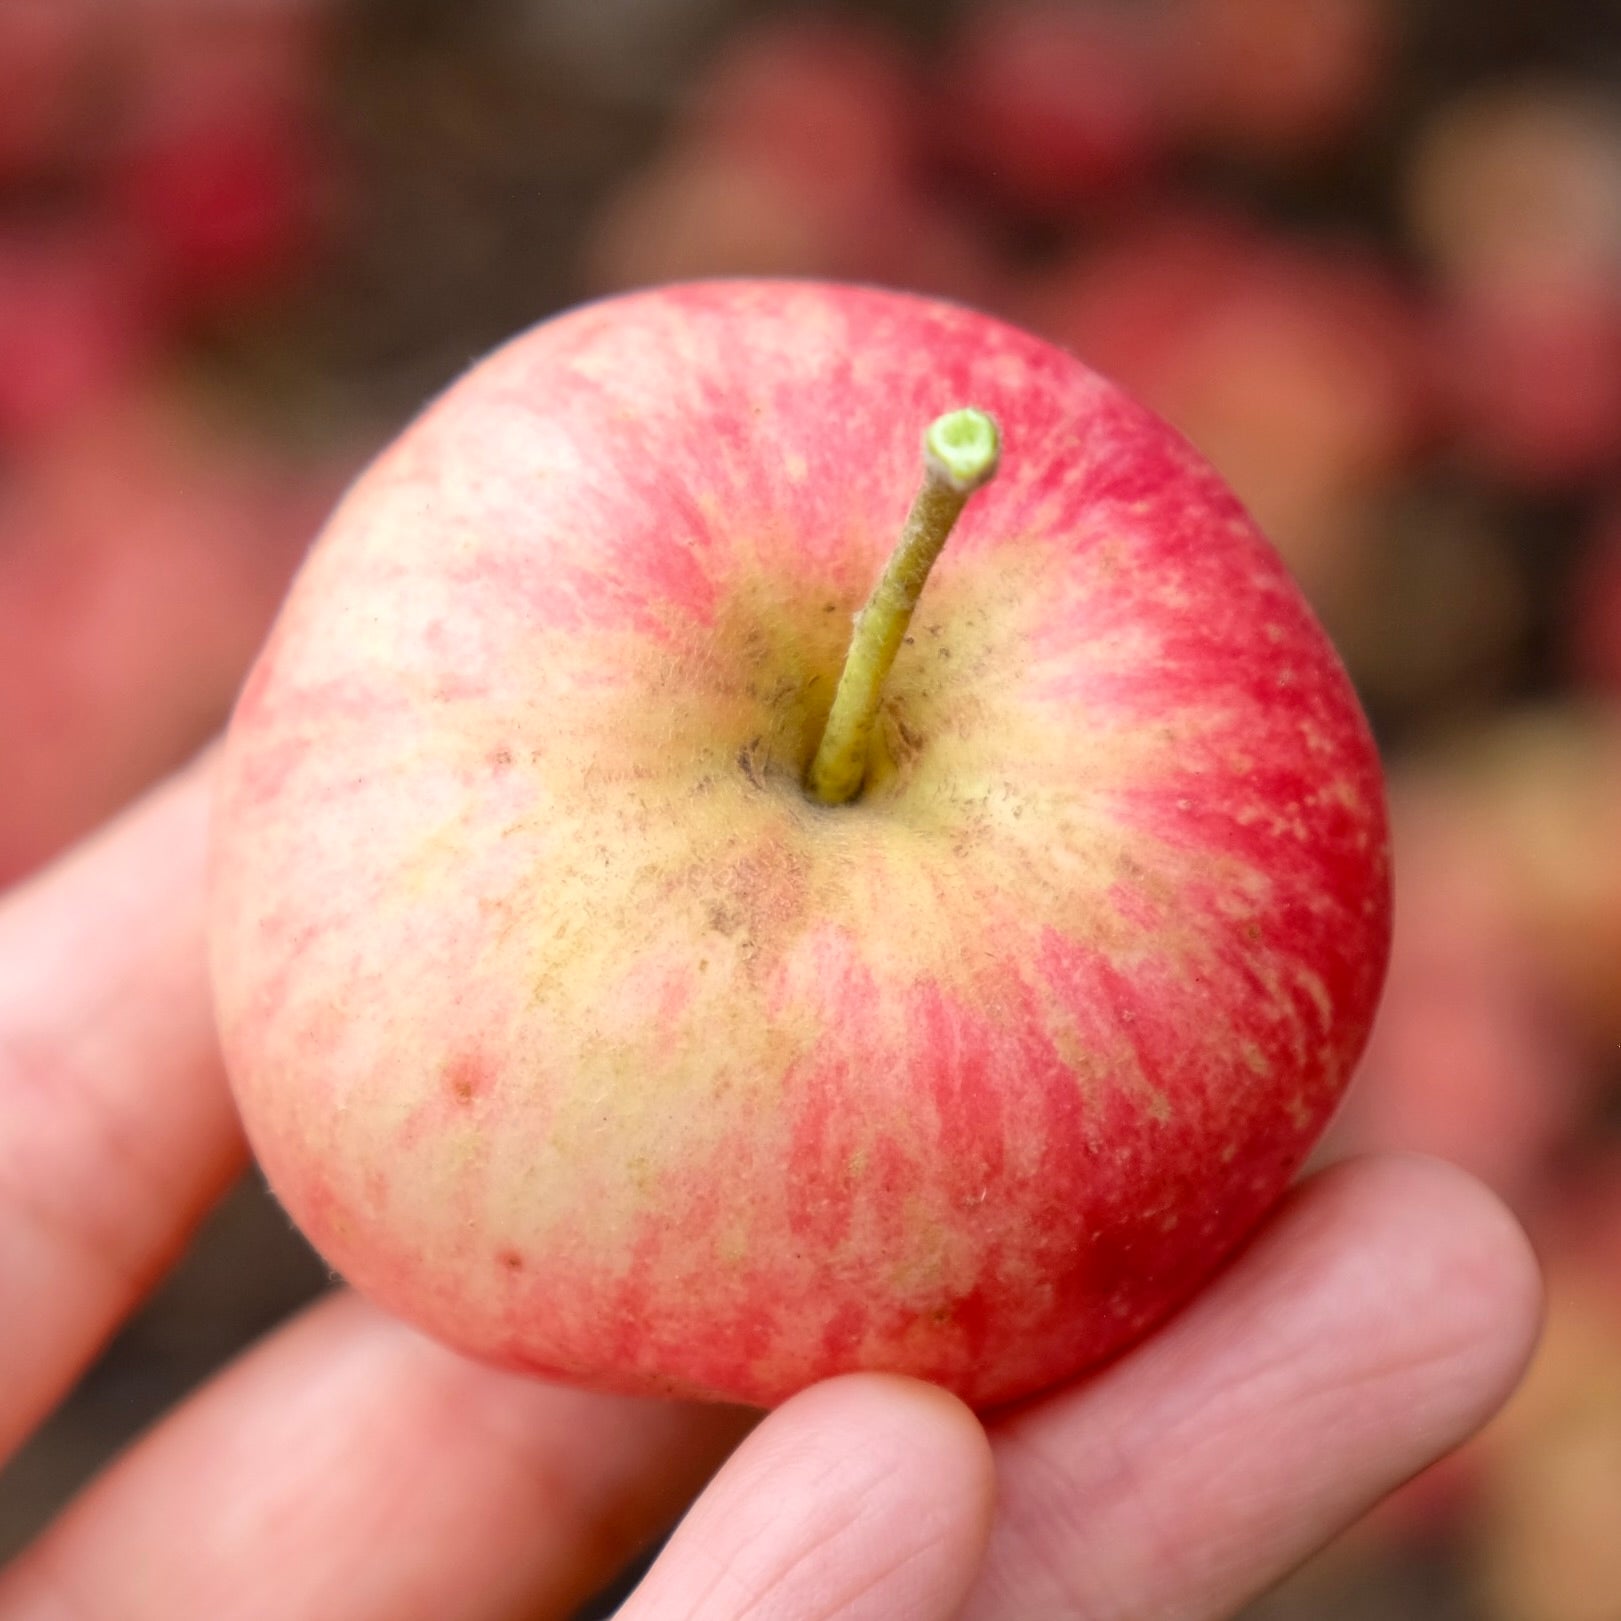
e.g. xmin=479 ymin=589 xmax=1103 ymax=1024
xmin=619 ymin=1375 xmax=996 ymax=1621
xmin=0 ymin=758 xmax=245 ymax=1461
xmin=965 ymin=1154 xmax=1542 ymax=1620
xmin=0 ymin=1292 xmax=753 ymax=1621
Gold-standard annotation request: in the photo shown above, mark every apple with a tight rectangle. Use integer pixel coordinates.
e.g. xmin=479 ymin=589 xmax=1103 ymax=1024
xmin=1323 ymin=768 xmax=1587 ymax=1208
xmin=111 ymin=0 xmax=336 ymax=313
xmin=1460 ymin=709 xmax=1621 ymax=1048
xmin=209 ymin=281 xmax=1391 ymax=1409
xmin=0 ymin=384 xmax=346 ymax=884
xmin=1403 ymin=85 xmax=1621 ymax=295
xmin=113 ymin=92 xmax=330 ymax=313
xmin=583 ymin=139 xmax=1000 ymax=308
xmin=680 ymin=13 xmax=919 ymax=207
xmin=1025 ymin=212 xmax=1430 ymax=610
xmin=1435 ymin=273 xmax=1621 ymax=490
xmin=932 ymin=0 xmax=1169 ymax=216
xmin=0 ymin=222 xmax=162 ymax=443
xmin=1160 ymin=0 xmax=1392 ymax=161
xmin=0 ymin=0 xmax=97 ymax=179
xmin=583 ymin=14 xmax=997 ymax=307
xmin=1404 ymin=85 xmax=1621 ymax=489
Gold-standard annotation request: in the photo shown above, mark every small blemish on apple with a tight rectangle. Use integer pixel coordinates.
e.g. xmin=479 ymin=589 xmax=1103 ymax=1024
xmin=497 ymin=1248 xmax=525 ymax=1271
xmin=444 ymin=1051 xmax=490 ymax=1105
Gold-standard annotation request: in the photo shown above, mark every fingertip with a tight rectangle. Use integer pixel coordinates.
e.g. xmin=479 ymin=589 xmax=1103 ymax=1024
xmin=1306 ymin=1153 xmax=1544 ymax=1424
xmin=622 ymin=1373 xmax=995 ymax=1621
xmin=782 ymin=1372 xmax=1000 ymax=1539
xmin=782 ymin=1371 xmax=996 ymax=1462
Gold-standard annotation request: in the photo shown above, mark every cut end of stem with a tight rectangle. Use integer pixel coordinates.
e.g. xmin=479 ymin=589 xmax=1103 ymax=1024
xmin=805 ymin=405 xmax=1002 ymax=808
xmin=924 ymin=407 xmax=1001 ymax=494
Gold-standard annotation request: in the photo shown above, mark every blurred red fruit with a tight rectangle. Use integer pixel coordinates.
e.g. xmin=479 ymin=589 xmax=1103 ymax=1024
xmin=1406 ymin=85 xmax=1621 ymax=293
xmin=1406 ymin=85 xmax=1621 ymax=487
xmin=0 ymin=224 xmax=162 ymax=441
xmin=1436 ymin=273 xmax=1621 ymax=490
xmin=125 ymin=0 xmax=332 ymax=106
xmin=0 ymin=388 xmax=348 ymax=884
xmin=115 ymin=98 xmax=329 ymax=311
xmin=1026 ymin=212 xmax=1429 ymax=601
xmin=584 ymin=13 xmax=998 ymax=303
xmin=1163 ymin=0 xmax=1392 ymax=159
xmin=0 ymin=0 xmax=97 ymax=178
xmin=584 ymin=139 xmax=998 ymax=303
xmin=685 ymin=14 xmax=919 ymax=204
xmin=586 ymin=145 xmax=848 ymax=286
xmin=1461 ymin=708 xmax=1621 ymax=1047
xmin=935 ymin=1 xmax=1168 ymax=214
xmin=111 ymin=0 xmax=336 ymax=313
xmin=1325 ymin=771 xmax=1588 ymax=1207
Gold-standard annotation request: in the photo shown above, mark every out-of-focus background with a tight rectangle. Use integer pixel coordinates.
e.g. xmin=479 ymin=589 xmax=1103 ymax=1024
xmin=1 ymin=0 xmax=1619 ymax=1613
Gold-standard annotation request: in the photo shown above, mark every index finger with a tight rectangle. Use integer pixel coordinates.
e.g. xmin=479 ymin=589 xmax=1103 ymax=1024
xmin=0 ymin=757 xmax=246 ymax=1462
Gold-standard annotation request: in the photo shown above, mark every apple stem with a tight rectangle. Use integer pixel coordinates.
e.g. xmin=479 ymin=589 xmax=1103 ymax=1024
xmin=806 ymin=407 xmax=1001 ymax=806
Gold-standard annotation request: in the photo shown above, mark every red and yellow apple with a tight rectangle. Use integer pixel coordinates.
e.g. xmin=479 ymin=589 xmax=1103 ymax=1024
xmin=209 ymin=281 xmax=1391 ymax=1409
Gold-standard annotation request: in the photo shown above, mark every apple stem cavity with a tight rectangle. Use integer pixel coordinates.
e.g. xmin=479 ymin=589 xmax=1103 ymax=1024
xmin=806 ymin=407 xmax=1001 ymax=806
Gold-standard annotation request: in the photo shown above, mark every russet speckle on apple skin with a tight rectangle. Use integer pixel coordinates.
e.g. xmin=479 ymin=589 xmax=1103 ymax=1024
xmin=208 ymin=280 xmax=1391 ymax=1410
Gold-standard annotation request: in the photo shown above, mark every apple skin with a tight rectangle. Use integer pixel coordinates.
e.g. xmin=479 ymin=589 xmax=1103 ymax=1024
xmin=209 ymin=281 xmax=1392 ymax=1409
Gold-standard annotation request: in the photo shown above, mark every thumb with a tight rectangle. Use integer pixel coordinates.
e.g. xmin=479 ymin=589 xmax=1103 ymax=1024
xmin=617 ymin=1374 xmax=996 ymax=1621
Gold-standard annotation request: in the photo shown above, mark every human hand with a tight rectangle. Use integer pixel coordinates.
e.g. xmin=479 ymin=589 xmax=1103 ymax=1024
xmin=0 ymin=759 xmax=1540 ymax=1619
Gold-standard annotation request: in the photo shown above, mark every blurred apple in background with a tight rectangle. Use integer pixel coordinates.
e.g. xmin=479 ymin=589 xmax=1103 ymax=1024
xmin=1025 ymin=211 xmax=1429 ymax=612
xmin=0 ymin=0 xmax=98 ymax=180
xmin=1436 ymin=275 xmax=1621 ymax=490
xmin=1405 ymin=84 xmax=1621 ymax=293
xmin=1325 ymin=768 xmax=1589 ymax=1208
xmin=0 ymin=385 xmax=345 ymax=884
xmin=1459 ymin=710 xmax=1621 ymax=1050
xmin=684 ymin=11 xmax=918 ymax=198
xmin=0 ymin=222 xmax=162 ymax=442
xmin=113 ymin=0 xmax=337 ymax=314
xmin=933 ymin=0 xmax=1169 ymax=216
xmin=0 ymin=0 xmax=356 ymax=886
xmin=1161 ymin=0 xmax=1392 ymax=161
xmin=1406 ymin=85 xmax=1621 ymax=488
xmin=585 ymin=13 xmax=997 ymax=304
